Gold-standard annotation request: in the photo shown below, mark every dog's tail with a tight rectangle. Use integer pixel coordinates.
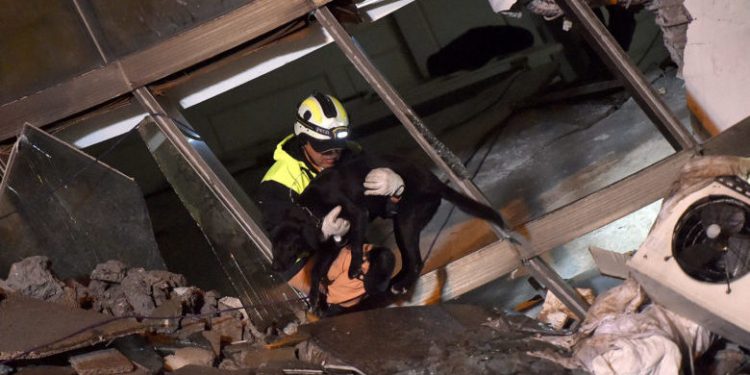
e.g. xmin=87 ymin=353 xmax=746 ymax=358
xmin=439 ymin=184 xmax=508 ymax=230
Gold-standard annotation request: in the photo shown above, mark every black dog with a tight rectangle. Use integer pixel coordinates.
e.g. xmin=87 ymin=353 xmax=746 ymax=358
xmin=270 ymin=152 xmax=508 ymax=310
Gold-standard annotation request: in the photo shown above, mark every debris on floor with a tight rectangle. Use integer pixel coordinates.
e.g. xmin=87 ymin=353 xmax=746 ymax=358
xmin=3 ymin=253 xmax=749 ymax=374
xmin=0 ymin=257 xmax=280 ymax=373
xmin=588 ymin=246 xmax=633 ymax=280
xmin=532 ymin=278 xmax=714 ymax=375
xmin=538 ymin=288 xmax=596 ymax=330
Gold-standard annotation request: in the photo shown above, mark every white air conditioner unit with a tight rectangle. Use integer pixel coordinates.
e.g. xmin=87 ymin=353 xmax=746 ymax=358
xmin=628 ymin=175 xmax=750 ymax=348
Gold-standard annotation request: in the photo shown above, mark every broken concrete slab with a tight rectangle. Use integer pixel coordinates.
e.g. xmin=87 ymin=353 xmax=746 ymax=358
xmin=69 ymin=348 xmax=134 ymax=375
xmin=298 ymin=304 xmax=578 ymax=374
xmin=0 ymin=293 xmax=144 ymax=360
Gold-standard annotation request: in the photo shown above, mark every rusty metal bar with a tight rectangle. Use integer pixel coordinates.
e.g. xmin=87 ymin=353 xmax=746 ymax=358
xmin=315 ymin=6 xmax=590 ymax=319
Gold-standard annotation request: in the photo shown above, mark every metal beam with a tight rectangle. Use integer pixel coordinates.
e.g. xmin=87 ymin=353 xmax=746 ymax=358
xmin=315 ymin=6 xmax=590 ymax=318
xmin=0 ymin=0 xmax=330 ymax=142
xmin=555 ymin=0 xmax=697 ymax=150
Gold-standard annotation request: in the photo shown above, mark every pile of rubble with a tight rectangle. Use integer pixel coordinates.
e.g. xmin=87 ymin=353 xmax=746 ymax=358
xmin=0 ymin=256 xmax=309 ymax=374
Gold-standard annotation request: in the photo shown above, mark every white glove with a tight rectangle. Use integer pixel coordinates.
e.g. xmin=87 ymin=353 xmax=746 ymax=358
xmin=363 ymin=168 xmax=405 ymax=196
xmin=320 ymin=206 xmax=350 ymax=241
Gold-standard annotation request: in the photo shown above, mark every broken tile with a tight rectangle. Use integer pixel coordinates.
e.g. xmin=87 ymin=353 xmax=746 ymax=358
xmin=111 ymin=335 xmax=163 ymax=375
xmin=69 ymin=348 xmax=133 ymax=375
xmin=163 ymin=347 xmax=215 ymax=371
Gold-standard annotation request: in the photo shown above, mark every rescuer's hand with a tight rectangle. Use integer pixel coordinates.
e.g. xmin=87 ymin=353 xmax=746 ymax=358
xmin=320 ymin=205 xmax=350 ymax=242
xmin=363 ymin=168 xmax=405 ymax=197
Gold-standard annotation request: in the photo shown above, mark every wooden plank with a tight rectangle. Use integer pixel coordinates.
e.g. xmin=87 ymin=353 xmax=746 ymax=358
xmin=121 ymin=0 xmax=327 ymax=87
xmin=404 ymin=241 xmax=519 ymax=306
xmin=0 ymin=64 xmax=129 ymax=141
xmin=0 ymin=0 xmax=330 ymax=142
xmin=408 ymin=116 xmax=750 ymax=305
xmin=524 ymin=151 xmax=692 ymax=256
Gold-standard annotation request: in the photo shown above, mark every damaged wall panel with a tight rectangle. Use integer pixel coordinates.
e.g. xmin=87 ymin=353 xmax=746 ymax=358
xmin=0 ymin=125 xmax=165 ymax=280
xmin=682 ymin=0 xmax=750 ymax=134
xmin=136 ymin=116 xmax=303 ymax=331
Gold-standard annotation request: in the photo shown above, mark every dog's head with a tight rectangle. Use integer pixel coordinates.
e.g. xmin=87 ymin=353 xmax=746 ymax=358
xmin=270 ymin=208 xmax=321 ymax=273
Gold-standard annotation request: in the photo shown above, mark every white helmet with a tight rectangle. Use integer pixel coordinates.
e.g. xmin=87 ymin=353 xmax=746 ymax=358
xmin=294 ymin=93 xmax=350 ymax=152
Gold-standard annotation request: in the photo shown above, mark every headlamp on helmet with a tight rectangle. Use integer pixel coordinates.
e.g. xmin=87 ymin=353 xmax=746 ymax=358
xmin=294 ymin=92 xmax=350 ymax=143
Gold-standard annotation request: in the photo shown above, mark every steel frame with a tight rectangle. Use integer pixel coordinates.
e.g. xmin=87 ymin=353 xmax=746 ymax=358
xmin=2 ymin=0 xmax=702 ymax=319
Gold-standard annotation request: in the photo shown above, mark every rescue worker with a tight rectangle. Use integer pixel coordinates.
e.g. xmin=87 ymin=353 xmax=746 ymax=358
xmin=257 ymin=92 xmax=404 ymax=314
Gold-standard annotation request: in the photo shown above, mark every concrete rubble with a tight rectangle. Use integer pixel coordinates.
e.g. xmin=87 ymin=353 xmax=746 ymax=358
xmin=0 ymin=257 xmax=304 ymax=374
xmin=2 ymin=255 xmax=749 ymax=374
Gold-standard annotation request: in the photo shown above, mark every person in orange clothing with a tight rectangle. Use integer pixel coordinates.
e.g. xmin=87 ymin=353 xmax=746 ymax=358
xmin=257 ymin=92 xmax=404 ymax=315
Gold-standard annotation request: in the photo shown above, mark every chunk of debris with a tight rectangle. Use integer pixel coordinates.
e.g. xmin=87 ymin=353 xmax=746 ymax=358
xmin=588 ymin=246 xmax=634 ymax=279
xmin=220 ymin=345 xmax=296 ymax=370
xmin=164 ymin=347 xmax=215 ymax=371
xmin=111 ymin=335 xmax=164 ymax=375
xmin=121 ymin=268 xmax=187 ymax=317
xmin=69 ymin=348 xmax=134 ymax=375
xmin=200 ymin=290 xmax=220 ymax=316
xmin=0 ymin=293 xmax=144 ymax=360
xmin=3 ymin=256 xmax=65 ymax=302
xmin=538 ymin=288 xmax=596 ymax=330
xmin=209 ymin=316 xmax=246 ymax=345
xmin=533 ymin=278 xmax=714 ymax=374
xmin=90 ymin=260 xmax=128 ymax=283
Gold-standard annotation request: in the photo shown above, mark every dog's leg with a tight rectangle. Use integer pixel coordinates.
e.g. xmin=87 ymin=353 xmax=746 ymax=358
xmin=390 ymin=199 xmax=441 ymax=294
xmin=363 ymin=246 xmax=395 ymax=295
xmin=309 ymin=251 xmax=337 ymax=313
xmin=343 ymin=203 xmax=369 ymax=280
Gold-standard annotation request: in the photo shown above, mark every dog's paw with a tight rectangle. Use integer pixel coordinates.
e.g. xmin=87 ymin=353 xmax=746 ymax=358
xmin=390 ymin=284 xmax=409 ymax=295
xmin=348 ymin=261 xmax=363 ymax=279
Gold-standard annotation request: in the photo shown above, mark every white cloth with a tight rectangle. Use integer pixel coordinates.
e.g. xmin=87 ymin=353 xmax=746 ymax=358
xmin=533 ymin=278 xmax=714 ymax=375
xmin=363 ymin=168 xmax=404 ymax=197
xmin=488 ymin=0 xmax=519 ymax=12
xmin=320 ymin=206 xmax=350 ymax=242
